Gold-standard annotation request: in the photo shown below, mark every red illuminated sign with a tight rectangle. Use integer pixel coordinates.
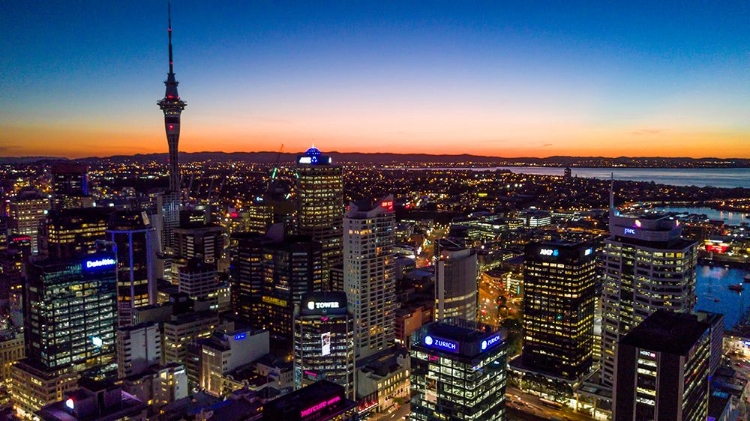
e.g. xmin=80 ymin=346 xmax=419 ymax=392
xmin=300 ymin=395 xmax=341 ymax=418
xmin=706 ymin=244 xmax=728 ymax=253
xmin=380 ymin=200 xmax=394 ymax=211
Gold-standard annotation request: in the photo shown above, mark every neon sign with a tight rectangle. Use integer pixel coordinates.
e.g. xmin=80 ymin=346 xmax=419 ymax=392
xmin=424 ymin=335 xmax=458 ymax=352
xmin=300 ymin=395 xmax=341 ymax=418
xmin=584 ymin=248 xmax=593 ymax=256
xmin=539 ymin=249 xmax=559 ymax=256
xmin=481 ymin=333 xmax=502 ymax=352
xmin=234 ymin=333 xmax=247 ymax=341
xmin=85 ymin=258 xmax=116 ymax=269
xmin=380 ymin=200 xmax=394 ymax=211
xmin=624 ymin=228 xmax=636 ymax=235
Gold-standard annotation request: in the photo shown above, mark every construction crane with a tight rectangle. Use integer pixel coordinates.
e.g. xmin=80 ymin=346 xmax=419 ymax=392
xmin=265 ymin=144 xmax=284 ymax=199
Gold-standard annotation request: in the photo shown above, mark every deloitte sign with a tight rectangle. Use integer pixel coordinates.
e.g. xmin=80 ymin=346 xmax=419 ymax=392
xmin=85 ymin=258 xmax=116 ymax=269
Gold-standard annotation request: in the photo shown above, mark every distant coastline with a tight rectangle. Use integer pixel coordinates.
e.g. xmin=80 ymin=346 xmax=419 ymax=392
xmin=2 ymin=152 xmax=750 ymax=168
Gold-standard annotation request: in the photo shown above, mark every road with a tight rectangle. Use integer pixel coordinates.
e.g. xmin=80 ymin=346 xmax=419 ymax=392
xmin=506 ymin=386 xmax=595 ymax=421
xmin=368 ymin=403 xmax=411 ymax=421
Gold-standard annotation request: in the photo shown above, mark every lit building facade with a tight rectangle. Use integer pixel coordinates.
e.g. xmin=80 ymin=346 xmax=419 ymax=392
xmin=410 ymin=321 xmax=507 ymax=421
xmin=116 ymin=322 xmax=161 ymax=379
xmin=260 ymin=236 xmax=324 ymax=344
xmin=38 ymin=208 xmax=110 ymax=260
xmin=296 ymin=147 xmax=344 ymax=290
xmin=344 ymin=195 xmax=396 ymax=360
xmin=601 ymin=210 xmax=697 ymax=388
xmin=613 ymin=311 xmax=710 ymax=421
xmin=9 ymin=191 xmax=49 ymax=254
xmin=174 ymin=224 xmax=224 ymax=264
xmin=108 ymin=211 xmax=157 ymax=327
xmin=522 ymin=241 xmax=596 ymax=380
xmin=50 ymin=163 xmax=89 ymax=210
xmin=294 ymin=292 xmax=355 ymax=400
xmin=435 ymin=241 xmax=477 ymax=322
xmin=177 ymin=258 xmax=219 ymax=300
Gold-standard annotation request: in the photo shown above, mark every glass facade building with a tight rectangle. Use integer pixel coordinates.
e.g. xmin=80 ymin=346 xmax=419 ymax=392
xmin=294 ymin=292 xmax=355 ymax=400
xmin=410 ymin=321 xmax=507 ymax=421
xmin=296 ymin=147 xmax=344 ymax=290
xmin=523 ymin=241 xmax=596 ymax=380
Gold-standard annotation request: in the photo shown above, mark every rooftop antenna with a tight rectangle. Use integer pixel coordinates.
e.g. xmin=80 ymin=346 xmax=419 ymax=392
xmin=168 ymin=0 xmax=174 ymax=75
xmin=609 ymin=173 xmax=618 ymax=216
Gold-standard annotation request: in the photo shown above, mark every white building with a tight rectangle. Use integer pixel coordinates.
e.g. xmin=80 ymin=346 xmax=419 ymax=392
xmin=199 ymin=329 xmax=270 ymax=396
xmin=435 ymin=242 xmax=478 ymax=323
xmin=600 ymin=205 xmax=697 ymax=388
xmin=116 ymin=322 xmax=161 ymax=378
xmin=344 ymin=195 xmax=396 ymax=359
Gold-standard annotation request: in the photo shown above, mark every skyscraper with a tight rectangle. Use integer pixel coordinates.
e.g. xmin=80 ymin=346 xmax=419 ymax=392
xmin=296 ymin=147 xmax=344 ymax=290
xmin=50 ymin=163 xmax=89 ymax=210
xmin=613 ymin=311 xmax=710 ymax=421
xmin=344 ymin=195 xmax=396 ymax=359
xmin=600 ymin=197 xmax=697 ymax=387
xmin=522 ymin=241 xmax=596 ymax=380
xmin=9 ymin=190 xmax=49 ymax=255
xmin=294 ymin=292 xmax=355 ymax=400
xmin=107 ymin=211 xmax=157 ymax=327
xmin=410 ymin=321 xmax=507 ymax=421
xmin=435 ymin=240 xmax=478 ymax=322
xmin=157 ymin=3 xmax=186 ymax=252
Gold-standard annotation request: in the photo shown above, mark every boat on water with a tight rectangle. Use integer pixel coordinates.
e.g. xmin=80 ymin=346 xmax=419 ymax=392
xmin=729 ymin=284 xmax=745 ymax=292
xmin=714 ymin=298 xmax=721 ymax=302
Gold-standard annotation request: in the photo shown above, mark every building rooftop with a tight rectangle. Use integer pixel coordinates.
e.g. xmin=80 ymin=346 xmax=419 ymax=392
xmin=619 ymin=310 xmax=710 ymax=355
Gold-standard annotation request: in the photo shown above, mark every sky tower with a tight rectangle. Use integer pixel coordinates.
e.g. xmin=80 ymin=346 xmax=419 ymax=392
xmin=158 ymin=1 xmax=186 ymax=193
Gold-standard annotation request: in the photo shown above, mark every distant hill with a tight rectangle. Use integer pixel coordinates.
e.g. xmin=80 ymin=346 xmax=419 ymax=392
xmin=3 ymin=152 xmax=750 ymax=167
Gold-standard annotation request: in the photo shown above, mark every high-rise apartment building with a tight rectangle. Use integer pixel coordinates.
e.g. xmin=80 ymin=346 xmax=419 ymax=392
xmin=435 ymin=240 xmax=478 ymax=322
xmin=108 ymin=211 xmax=157 ymax=327
xmin=410 ymin=321 xmax=507 ymax=421
xmin=344 ymin=195 xmax=396 ymax=359
xmin=523 ymin=241 xmax=596 ymax=380
xmin=9 ymin=190 xmax=49 ymax=254
xmin=296 ymin=147 xmax=344 ymax=290
xmin=294 ymin=292 xmax=355 ymax=400
xmin=613 ymin=310 xmax=710 ymax=421
xmin=600 ymin=207 xmax=697 ymax=387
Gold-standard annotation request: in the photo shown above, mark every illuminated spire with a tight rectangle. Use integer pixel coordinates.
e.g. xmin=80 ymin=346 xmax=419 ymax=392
xmin=158 ymin=0 xmax=186 ymax=193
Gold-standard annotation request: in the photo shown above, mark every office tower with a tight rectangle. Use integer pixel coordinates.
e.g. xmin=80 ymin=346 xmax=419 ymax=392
xmin=344 ymin=196 xmax=396 ymax=359
xmin=177 ymin=258 xmax=218 ymax=300
xmin=116 ymin=322 xmax=161 ymax=379
xmin=294 ymin=292 xmax=355 ymax=400
xmin=259 ymin=236 xmax=323 ymax=344
xmin=600 ymin=201 xmax=698 ymax=387
xmin=11 ymin=253 xmax=117 ymax=417
xmin=613 ymin=311 xmax=710 ymax=421
xmin=229 ymin=232 xmax=268 ymax=327
xmin=108 ymin=211 xmax=157 ymax=328
xmin=435 ymin=240 xmax=478 ymax=322
xmin=38 ymin=208 xmax=110 ymax=260
xmin=695 ymin=311 xmax=724 ymax=377
xmin=296 ymin=146 xmax=344 ymax=290
xmin=50 ymin=163 xmax=89 ymax=210
xmin=262 ymin=380 xmax=359 ymax=421
xmin=410 ymin=321 xmax=507 ymax=421
xmin=9 ymin=190 xmax=49 ymax=254
xmin=162 ymin=310 xmax=220 ymax=368
xmin=174 ymin=223 xmax=224 ymax=263
xmin=196 ymin=328 xmax=269 ymax=396
xmin=522 ymin=241 xmax=596 ymax=380
xmin=157 ymin=4 xmax=186 ymax=252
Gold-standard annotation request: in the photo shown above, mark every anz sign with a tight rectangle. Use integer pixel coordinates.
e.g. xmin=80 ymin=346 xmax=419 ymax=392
xmin=539 ymin=248 xmax=559 ymax=257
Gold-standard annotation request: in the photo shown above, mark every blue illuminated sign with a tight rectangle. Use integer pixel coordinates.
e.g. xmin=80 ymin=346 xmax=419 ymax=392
xmin=234 ymin=333 xmax=247 ymax=341
xmin=481 ymin=333 xmax=502 ymax=352
xmin=539 ymin=248 xmax=558 ymax=257
xmin=624 ymin=228 xmax=636 ymax=235
xmin=424 ymin=335 xmax=459 ymax=353
xmin=85 ymin=258 xmax=116 ymax=269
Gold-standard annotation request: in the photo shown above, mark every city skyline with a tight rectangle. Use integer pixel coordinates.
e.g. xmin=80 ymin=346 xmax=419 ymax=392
xmin=2 ymin=1 xmax=749 ymax=159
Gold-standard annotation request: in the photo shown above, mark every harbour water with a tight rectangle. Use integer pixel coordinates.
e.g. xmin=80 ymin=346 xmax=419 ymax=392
xmin=433 ymin=167 xmax=750 ymax=189
xmin=696 ymin=265 xmax=749 ymax=329
xmin=654 ymin=206 xmax=749 ymax=224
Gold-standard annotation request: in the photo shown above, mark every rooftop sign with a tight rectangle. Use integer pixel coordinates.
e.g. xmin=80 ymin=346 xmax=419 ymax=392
xmin=424 ymin=335 xmax=459 ymax=353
